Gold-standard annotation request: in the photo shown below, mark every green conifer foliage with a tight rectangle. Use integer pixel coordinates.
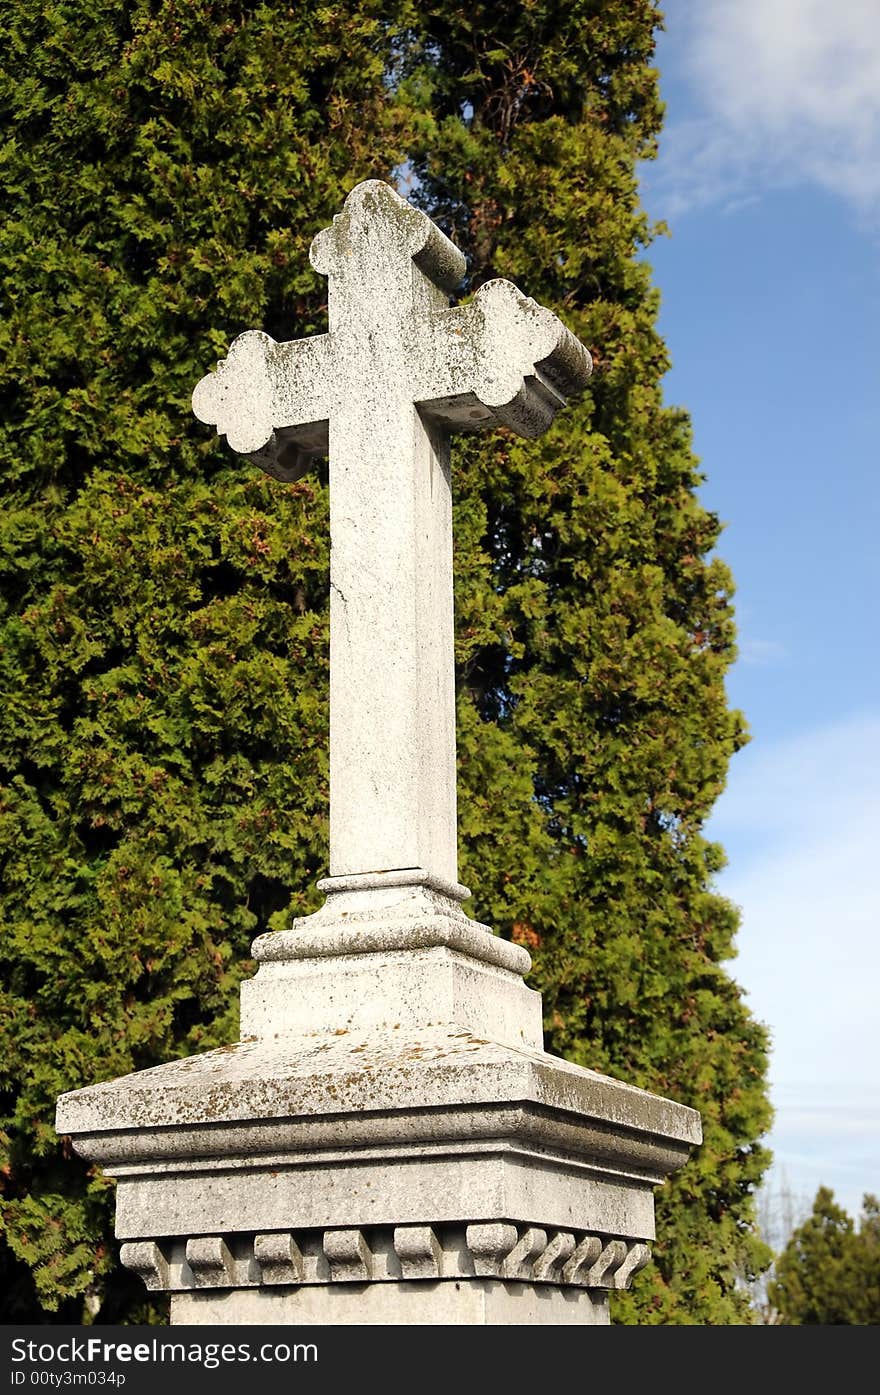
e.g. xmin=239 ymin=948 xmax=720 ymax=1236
xmin=770 ymin=1190 xmax=880 ymax=1325
xmin=0 ymin=0 xmax=771 ymax=1322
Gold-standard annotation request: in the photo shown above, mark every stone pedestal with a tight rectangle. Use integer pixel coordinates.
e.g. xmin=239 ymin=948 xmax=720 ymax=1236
xmin=56 ymin=874 xmax=701 ymax=1325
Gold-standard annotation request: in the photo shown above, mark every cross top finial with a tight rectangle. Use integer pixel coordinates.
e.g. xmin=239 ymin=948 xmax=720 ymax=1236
xmin=309 ymin=180 xmax=467 ymax=330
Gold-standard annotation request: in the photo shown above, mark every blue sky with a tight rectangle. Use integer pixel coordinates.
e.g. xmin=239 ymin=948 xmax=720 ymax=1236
xmin=639 ymin=1 xmax=880 ymax=1227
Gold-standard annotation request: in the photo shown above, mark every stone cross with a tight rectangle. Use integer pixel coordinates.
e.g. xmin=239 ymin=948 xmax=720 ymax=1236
xmin=58 ymin=193 xmax=698 ymax=1327
xmin=193 ymin=180 xmax=591 ymax=896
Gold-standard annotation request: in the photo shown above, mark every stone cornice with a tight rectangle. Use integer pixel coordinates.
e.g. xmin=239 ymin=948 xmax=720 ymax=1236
xmin=56 ymin=1026 xmax=701 ymax=1166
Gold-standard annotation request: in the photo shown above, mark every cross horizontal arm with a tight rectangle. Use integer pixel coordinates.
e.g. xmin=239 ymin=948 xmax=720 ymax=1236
xmin=192 ymin=329 xmax=333 ymax=480
xmin=414 ymin=280 xmax=592 ymax=439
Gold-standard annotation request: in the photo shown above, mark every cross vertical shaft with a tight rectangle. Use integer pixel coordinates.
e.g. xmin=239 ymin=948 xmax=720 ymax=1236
xmin=312 ymin=185 xmax=466 ymax=890
xmin=328 ymin=402 xmax=457 ymax=886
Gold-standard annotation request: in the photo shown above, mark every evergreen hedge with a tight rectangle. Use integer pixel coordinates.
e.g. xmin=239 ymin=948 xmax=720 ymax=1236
xmin=0 ymin=0 xmax=771 ymax=1322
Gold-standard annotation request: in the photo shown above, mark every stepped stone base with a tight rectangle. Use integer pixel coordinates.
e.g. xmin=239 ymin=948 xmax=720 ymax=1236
xmin=55 ymin=879 xmax=701 ymax=1325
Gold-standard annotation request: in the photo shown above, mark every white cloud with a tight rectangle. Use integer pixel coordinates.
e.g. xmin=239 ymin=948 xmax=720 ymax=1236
xmin=651 ymin=0 xmax=880 ymax=219
xmin=761 ymin=1093 xmax=880 ymax=1223
xmin=723 ymin=810 xmax=877 ymax=1084
xmin=708 ymin=712 xmax=880 ymax=1219
xmin=711 ymin=710 xmax=880 ymax=839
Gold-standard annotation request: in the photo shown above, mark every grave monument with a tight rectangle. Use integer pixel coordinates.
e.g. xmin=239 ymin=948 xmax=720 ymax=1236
xmin=56 ymin=181 xmax=701 ymax=1325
